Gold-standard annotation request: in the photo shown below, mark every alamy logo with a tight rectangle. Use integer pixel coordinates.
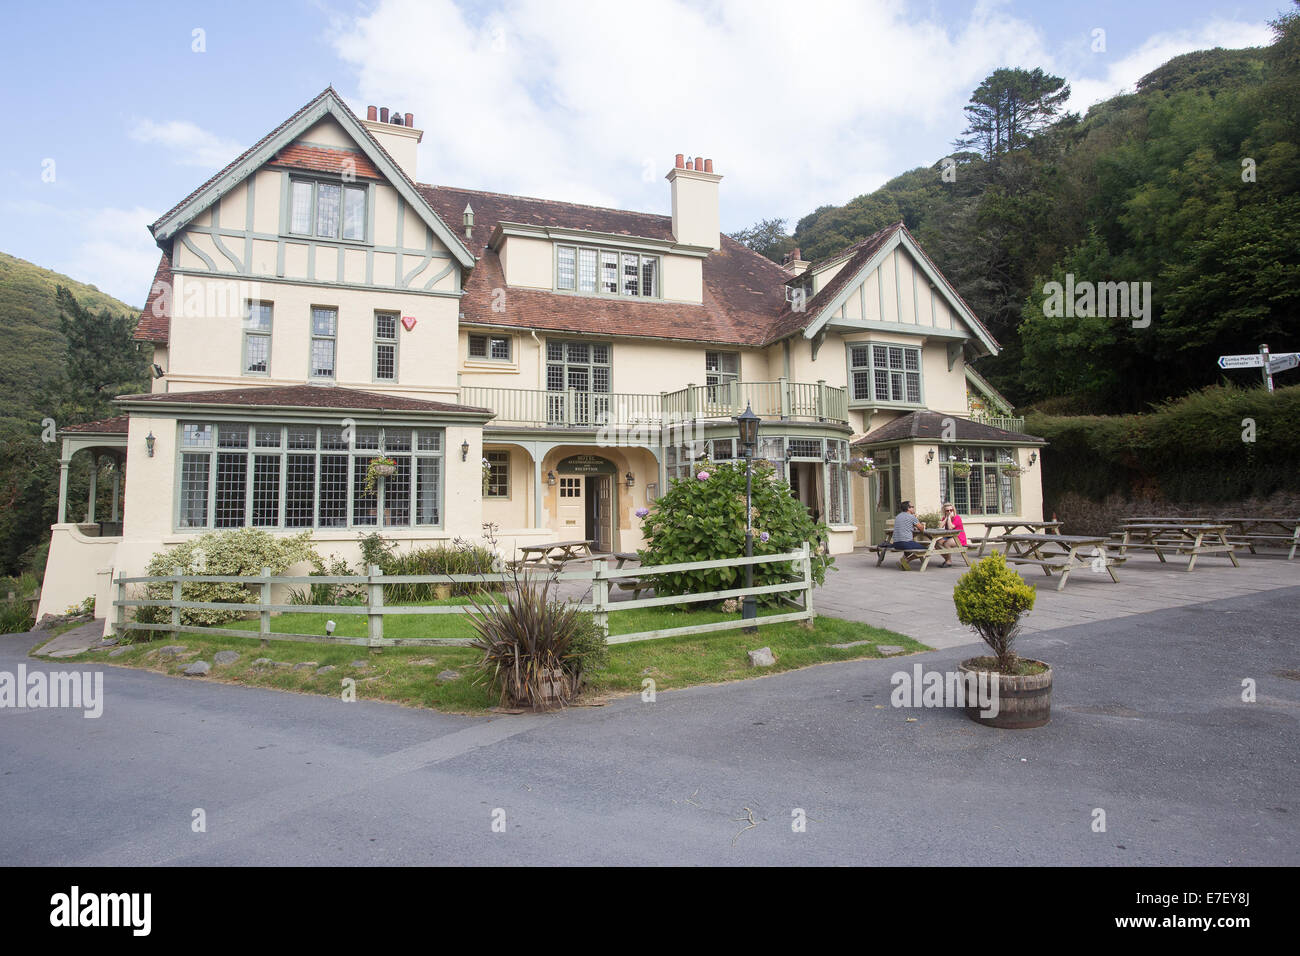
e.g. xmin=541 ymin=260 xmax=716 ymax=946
xmin=0 ymin=666 xmax=103 ymax=718
xmin=50 ymin=886 xmax=151 ymax=936
xmin=1042 ymin=273 xmax=1151 ymax=328
xmin=891 ymin=664 xmax=999 ymax=718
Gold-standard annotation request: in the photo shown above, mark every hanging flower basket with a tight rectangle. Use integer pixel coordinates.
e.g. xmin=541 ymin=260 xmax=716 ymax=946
xmin=1000 ymin=464 xmax=1023 ymax=478
xmin=951 ymin=462 xmax=972 ymax=478
xmin=849 ymin=456 xmax=877 ymax=476
xmin=365 ymin=456 xmax=397 ymax=493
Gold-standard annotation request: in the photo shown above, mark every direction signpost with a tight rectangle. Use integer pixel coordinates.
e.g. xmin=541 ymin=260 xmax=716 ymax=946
xmin=1217 ymin=344 xmax=1298 ymax=392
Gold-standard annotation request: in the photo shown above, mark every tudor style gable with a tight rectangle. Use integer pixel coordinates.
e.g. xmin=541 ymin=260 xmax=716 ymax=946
xmin=140 ymin=89 xmax=473 ymax=401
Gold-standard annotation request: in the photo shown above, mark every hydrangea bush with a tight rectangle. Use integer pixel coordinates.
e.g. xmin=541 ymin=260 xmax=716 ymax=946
xmin=638 ymin=459 xmax=832 ymax=603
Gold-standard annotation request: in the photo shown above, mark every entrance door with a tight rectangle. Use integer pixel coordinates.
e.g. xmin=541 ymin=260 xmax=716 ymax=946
xmin=585 ymin=476 xmax=614 ymax=552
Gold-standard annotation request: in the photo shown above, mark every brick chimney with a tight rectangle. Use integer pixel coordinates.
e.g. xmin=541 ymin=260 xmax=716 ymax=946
xmin=360 ymin=104 xmax=423 ymax=179
xmin=666 ymin=154 xmax=721 ymax=250
xmin=782 ymin=247 xmax=810 ymax=276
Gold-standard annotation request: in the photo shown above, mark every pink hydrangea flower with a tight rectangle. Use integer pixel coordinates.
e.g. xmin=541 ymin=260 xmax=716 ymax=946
xmin=697 ymin=470 xmax=710 ymax=480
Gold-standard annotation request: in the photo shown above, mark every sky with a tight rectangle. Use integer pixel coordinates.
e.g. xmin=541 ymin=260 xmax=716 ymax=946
xmin=0 ymin=0 xmax=1284 ymax=307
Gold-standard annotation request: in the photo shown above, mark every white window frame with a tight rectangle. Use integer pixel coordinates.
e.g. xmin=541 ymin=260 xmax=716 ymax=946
xmin=848 ymin=343 xmax=924 ymax=406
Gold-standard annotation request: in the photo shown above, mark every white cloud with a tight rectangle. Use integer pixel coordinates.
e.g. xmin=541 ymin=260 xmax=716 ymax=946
xmin=1065 ymin=19 xmax=1276 ymax=111
xmin=329 ymin=0 xmax=1271 ymax=231
xmin=60 ymin=206 xmax=162 ymax=307
xmin=130 ymin=118 xmax=244 ymax=170
xmin=330 ymin=0 xmax=1061 ymax=228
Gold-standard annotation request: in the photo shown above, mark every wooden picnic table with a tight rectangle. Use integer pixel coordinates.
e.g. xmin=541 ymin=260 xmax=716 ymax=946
xmin=893 ymin=528 xmax=971 ymax=573
xmin=973 ymin=519 xmax=1063 ymax=556
xmin=1126 ymin=517 xmax=1299 ymax=560
xmin=1001 ymin=533 xmax=1125 ymax=592
xmin=1111 ymin=523 xmax=1239 ymax=572
xmin=515 ymin=539 xmax=593 ymax=569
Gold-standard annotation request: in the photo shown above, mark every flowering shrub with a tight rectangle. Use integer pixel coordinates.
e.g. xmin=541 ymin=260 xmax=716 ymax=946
xmin=134 ymin=529 xmax=320 ymax=628
xmin=639 ymin=458 xmax=832 ymax=603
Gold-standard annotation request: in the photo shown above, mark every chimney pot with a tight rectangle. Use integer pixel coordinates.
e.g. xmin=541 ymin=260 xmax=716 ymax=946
xmin=405 ymin=112 xmax=414 ymax=128
xmin=704 ymin=158 xmax=714 ymax=173
xmin=686 ymin=158 xmax=695 ymax=170
xmin=379 ymin=107 xmax=390 ymax=123
xmin=675 ymin=153 xmax=685 ymax=169
xmin=367 ymin=105 xmax=377 ymax=121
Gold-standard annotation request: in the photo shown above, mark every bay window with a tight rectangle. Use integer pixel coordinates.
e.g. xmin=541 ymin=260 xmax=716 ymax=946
xmin=176 ymin=422 xmax=444 ymax=530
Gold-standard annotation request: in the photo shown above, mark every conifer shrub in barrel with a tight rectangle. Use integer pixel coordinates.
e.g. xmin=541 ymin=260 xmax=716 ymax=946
xmin=952 ymin=552 xmax=1052 ymax=729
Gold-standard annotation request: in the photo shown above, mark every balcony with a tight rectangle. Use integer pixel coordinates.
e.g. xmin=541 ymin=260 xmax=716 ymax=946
xmin=970 ymin=415 xmax=1026 ymax=433
xmin=459 ymin=380 xmax=850 ymax=429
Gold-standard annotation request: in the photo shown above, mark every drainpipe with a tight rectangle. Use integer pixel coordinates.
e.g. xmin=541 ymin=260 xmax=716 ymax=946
xmin=529 ymin=329 xmax=543 ymax=390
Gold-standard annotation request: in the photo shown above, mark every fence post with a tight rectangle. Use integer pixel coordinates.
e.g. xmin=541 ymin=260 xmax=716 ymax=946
xmin=800 ymin=541 xmax=815 ymax=629
xmin=259 ymin=566 xmax=272 ymax=649
xmin=368 ymin=563 xmax=384 ymax=653
xmin=779 ymin=376 xmax=791 ymax=419
xmin=592 ymin=558 xmax=609 ymax=641
xmin=171 ymin=565 xmax=183 ymax=642
xmin=113 ymin=575 xmax=126 ymax=637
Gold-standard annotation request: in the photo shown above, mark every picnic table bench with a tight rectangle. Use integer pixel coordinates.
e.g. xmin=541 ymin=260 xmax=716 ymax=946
xmin=1110 ymin=523 xmax=1239 ymax=572
xmin=973 ymin=520 xmax=1063 ymax=556
xmin=874 ymin=528 xmax=970 ymax=572
xmin=1001 ymin=533 xmax=1125 ymax=591
xmin=1124 ymin=517 xmax=1298 ymax=559
xmin=512 ymin=539 xmax=593 ymax=570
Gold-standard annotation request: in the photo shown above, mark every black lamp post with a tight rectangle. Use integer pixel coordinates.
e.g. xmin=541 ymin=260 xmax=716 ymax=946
xmin=735 ymin=402 xmax=761 ymax=632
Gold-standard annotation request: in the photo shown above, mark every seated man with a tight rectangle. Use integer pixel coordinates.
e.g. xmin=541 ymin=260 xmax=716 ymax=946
xmin=891 ymin=501 xmax=928 ymax=555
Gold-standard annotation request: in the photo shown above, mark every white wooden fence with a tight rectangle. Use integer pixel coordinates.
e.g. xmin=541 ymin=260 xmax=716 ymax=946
xmin=111 ymin=544 xmax=817 ymax=649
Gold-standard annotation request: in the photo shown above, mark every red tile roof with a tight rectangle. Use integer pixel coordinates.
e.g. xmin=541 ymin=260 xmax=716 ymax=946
xmin=62 ymin=416 xmax=130 ymax=434
xmin=421 ymin=184 xmax=792 ymax=346
xmin=114 ymin=384 xmax=490 ymax=417
xmin=268 ymin=144 xmax=381 ymax=180
xmin=133 ymin=89 xmax=993 ymax=355
xmin=134 ymin=253 xmax=172 ymax=342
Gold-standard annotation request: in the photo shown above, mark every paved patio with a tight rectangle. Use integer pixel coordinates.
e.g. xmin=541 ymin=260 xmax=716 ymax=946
xmin=566 ymin=546 xmax=1297 ymax=650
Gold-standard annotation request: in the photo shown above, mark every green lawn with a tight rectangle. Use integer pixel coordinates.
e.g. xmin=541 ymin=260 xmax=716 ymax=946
xmin=67 ymin=600 xmax=927 ymax=713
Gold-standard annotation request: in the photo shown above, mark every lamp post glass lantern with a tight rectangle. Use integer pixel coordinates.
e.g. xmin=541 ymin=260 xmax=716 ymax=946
xmin=735 ymin=403 xmax=761 ymax=631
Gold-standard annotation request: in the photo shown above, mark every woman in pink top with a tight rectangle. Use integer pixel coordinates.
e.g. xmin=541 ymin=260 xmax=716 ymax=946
xmin=938 ymin=502 xmax=967 ymax=566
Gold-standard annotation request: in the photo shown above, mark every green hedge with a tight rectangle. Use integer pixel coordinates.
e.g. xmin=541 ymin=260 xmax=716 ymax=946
xmin=1027 ymin=383 xmax=1300 ymax=506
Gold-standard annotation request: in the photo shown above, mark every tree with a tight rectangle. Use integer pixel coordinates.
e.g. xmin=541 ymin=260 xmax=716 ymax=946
xmin=728 ymin=217 xmax=795 ymax=262
xmin=51 ymin=285 xmax=149 ymax=423
xmin=955 ymin=67 xmax=1071 ymax=160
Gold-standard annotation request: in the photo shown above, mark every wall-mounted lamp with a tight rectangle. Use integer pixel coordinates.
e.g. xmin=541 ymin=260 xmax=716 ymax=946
xmin=547 ymin=470 xmax=557 ymax=485
xmin=151 ymin=363 xmax=165 ymax=379
xmin=625 ymin=471 xmax=635 ymax=488
xmin=460 ymin=440 xmax=470 ymax=462
xmin=145 ymin=432 xmax=156 ymax=457
xmin=926 ymin=449 xmax=935 ymax=465
xmin=1028 ymin=451 xmax=1038 ymax=467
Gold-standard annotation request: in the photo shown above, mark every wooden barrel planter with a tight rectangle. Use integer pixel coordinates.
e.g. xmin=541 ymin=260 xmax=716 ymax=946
xmin=957 ymin=658 xmax=1052 ymax=729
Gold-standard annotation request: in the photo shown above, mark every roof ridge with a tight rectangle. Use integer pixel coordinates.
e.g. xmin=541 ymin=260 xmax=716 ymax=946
xmin=424 ymin=184 xmax=672 ymax=222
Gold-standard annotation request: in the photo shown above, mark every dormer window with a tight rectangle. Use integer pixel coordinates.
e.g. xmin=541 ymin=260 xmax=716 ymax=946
xmin=557 ymin=244 xmax=658 ymax=298
xmin=289 ymin=178 xmax=367 ymax=241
